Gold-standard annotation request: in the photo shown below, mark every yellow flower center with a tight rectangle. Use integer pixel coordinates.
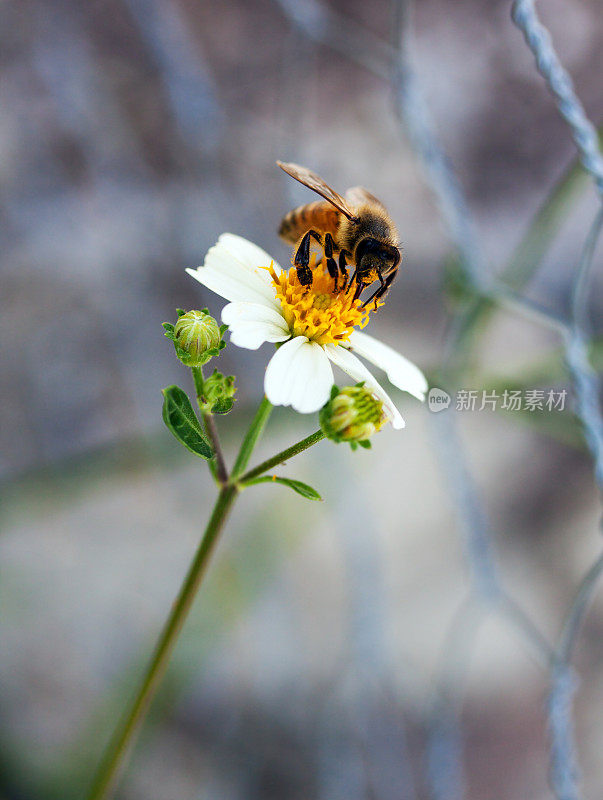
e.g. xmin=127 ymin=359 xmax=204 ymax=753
xmin=267 ymin=256 xmax=380 ymax=345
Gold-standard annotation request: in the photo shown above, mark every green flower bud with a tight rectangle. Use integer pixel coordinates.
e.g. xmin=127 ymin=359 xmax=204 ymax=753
xmin=170 ymin=310 xmax=222 ymax=366
xmin=201 ymin=369 xmax=236 ymax=414
xmin=319 ymin=384 xmax=386 ymax=447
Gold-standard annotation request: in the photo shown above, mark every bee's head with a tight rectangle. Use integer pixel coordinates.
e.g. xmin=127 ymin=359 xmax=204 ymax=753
xmin=355 ymin=238 xmax=400 ymax=276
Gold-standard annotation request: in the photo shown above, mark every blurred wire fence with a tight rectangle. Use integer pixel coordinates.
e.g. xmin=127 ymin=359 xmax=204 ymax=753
xmin=277 ymin=0 xmax=602 ymax=798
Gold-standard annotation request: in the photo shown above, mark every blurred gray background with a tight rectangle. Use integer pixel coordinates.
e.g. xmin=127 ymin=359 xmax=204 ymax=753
xmin=1 ymin=0 xmax=603 ymax=798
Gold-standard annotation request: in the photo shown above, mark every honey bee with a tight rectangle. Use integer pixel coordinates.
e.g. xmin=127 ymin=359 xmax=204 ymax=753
xmin=277 ymin=160 xmax=401 ymax=305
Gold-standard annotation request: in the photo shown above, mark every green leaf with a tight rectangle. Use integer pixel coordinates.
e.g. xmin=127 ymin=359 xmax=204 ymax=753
xmin=162 ymin=385 xmax=213 ymax=459
xmin=211 ymin=397 xmax=235 ymax=415
xmin=244 ymin=475 xmax=322 ymax=501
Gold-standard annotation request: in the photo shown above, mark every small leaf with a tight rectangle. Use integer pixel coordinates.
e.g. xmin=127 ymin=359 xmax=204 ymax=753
xmin=244 ymin=475 xmax=322 ymax=501
xmin=211 ymin=397 xmax=235 ymax=415
xmin=176 ymin=308 xmax=186 ymax=317
xmin=358 ymin=439 xmax=371 ymax=449
xmin=162 ymin=385 xmax=213 ymax=459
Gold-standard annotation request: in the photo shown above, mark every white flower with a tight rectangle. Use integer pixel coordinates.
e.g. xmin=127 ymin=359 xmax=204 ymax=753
xmin=186 ymin=233 xmax=427 ymax=427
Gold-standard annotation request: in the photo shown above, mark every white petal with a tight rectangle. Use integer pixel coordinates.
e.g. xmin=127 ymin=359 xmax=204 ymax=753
xmin=346 ymin=330 xmax=428 ymax=401
xmin=264 ymin=337 xmax=334 ymax=413
xmin=221 ymin=302 xmax=290 ymax=350
xmin=218 ymin=233 xmax=282 ymax=275
xmin=186 ymin=233 xmax=281 ymax=309
xmin=324 ymin=344 xmax=405 ymax=429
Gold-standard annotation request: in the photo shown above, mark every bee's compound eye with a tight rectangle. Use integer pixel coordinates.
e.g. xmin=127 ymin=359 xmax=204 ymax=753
xmin=356 ymin=237 xmax=379 ymax=264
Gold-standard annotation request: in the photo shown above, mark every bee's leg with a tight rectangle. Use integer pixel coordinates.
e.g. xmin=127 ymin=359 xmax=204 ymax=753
xmin=323 ymin=233 xmax=338 ymax=290
xmin=352 ymin=280 xmax=367 ymax=303
xmin=345 ymin=267 xmax=358 ymax=294
xmin=381 ymin=269 xmax=397 ymax=298
xmin=294 ymin=229 xmax=322 ymax=286
xmin=338 ymin=249 xmax=350 ymax=291
xmin=361 ymin=270 xmax=387 ymax=308
xmin=362 ymin=270 xmax=396 ymax=307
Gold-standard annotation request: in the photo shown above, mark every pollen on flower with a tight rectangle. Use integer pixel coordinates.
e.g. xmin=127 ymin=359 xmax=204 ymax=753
xmin=267 ymin=256 xmax=381 ymax=345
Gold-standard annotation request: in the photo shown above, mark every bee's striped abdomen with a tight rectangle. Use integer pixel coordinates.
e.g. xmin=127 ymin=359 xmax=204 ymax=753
xmin=278 ymin=200 xmax=341 ymax=245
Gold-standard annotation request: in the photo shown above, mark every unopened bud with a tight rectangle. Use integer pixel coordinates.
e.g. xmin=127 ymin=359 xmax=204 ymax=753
xmin=201 ymin=369 xmax=236 ymax=414
xmin=170 ymin=310 xmax=222 ymax=366
xmin=319 ymin=385 xmax=386 ymax=447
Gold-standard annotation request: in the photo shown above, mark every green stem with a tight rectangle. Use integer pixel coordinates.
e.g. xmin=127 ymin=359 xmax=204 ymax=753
xmin=239 ymin=430 xmax=325 ymax=485
xmin=87 ymin=396 xmax=274 ymax=799
xmin=230 ymin=396 xmax=273 ymax=479
xmin=86 ymin=483 xmax=237 ymax=800
xmin=191 ymin=365 xmax=205 ymax=398
xmin=191 ymin=366 xmax=228 ymax=485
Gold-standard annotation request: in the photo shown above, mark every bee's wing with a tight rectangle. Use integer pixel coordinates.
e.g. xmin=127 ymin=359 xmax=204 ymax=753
xmin=345 ymin=185 xmax=387 ymax=211
xmin=277 ymin=161 xmax=357 ymax=221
